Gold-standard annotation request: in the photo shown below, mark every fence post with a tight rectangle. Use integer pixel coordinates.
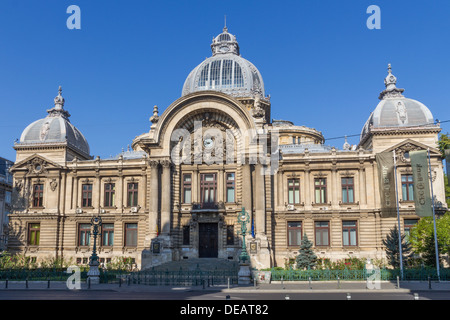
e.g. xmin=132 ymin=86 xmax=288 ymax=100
xmin=5 ymin=279 xmax=8 ymax=289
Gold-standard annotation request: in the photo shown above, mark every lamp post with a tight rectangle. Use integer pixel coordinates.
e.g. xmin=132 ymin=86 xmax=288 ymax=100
xmin=237 ymin=207 xmax=250 ymax=263
xmin=237 ymin=207 xmax=251 ymax=284
xmin=87 ymin=215 xmax=102 ymax=285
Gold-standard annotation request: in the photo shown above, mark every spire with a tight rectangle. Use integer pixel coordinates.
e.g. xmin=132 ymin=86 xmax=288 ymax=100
xmin=54 ymin=86 xmax=65 ymax=110
xmin=47 ymin=86 xmax=70 ymax=119
xmin=223 ymin=15 xmax=227 ymax=32
xmin=378 ymin=63 xmax=404 ymax=100
xmin=150 ymin=105 xmax=159 ymax=124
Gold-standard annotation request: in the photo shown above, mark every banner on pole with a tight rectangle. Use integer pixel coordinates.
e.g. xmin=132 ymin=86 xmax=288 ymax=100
xmin=409 ymin=150 xmax=432 ymax=217
xmin=445 ymin=149 xmax=450 ymax=186
xmin=376 ymin=152 xmax=397 ymax=218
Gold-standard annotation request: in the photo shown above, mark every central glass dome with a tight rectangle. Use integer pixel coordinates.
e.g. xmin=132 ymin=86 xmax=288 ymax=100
xmin=182 ymin=27 xmax=265 ymax=98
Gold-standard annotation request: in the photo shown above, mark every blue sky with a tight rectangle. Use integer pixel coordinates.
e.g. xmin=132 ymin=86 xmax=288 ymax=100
xmin=0 ymin=0 xmax=449 ymax=162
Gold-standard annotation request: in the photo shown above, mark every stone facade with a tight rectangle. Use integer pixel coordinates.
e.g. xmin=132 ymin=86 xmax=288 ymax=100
xmin=7 ymin=28 xmax=448 ymax=270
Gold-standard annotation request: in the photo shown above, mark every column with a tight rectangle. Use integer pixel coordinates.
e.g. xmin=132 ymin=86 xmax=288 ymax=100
xmin=304 ymin=167 xmax=311 ymax=208
xmin=241 ymin=163 xmax=252 ymax=213
xmin=255 ymin=162 xmax=265 ymax=236
xmin=160 ymin=159 xmax=172 ymax=236
xmin=149 ymin=160 xmax=159 ymax=238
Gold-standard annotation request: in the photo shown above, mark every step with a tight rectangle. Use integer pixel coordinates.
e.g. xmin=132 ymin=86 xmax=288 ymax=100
xmin=150 ymin=258 xmax=239 ymax=272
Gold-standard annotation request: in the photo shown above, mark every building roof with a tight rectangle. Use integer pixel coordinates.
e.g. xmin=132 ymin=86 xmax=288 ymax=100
xmin=360 ymin=64 xmax=436 ymax=140
xmin=182 ymin=27 xmax=265 ymax=98
xmin=17 ymin=87 xmax=90 ymax=158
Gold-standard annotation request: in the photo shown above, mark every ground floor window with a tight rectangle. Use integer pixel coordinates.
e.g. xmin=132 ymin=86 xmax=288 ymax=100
xmin=404 ymin=219 xmax=419 ymax=241
xmin=28 ymin=223 xmax=40 ymax=246
xmin=315 ymin=221 xmax=329 ymax=246
xmin=102 ymin=223 xmax=114 ymax=246
xmin=78 ymin=223 xmax=91 ymax=246
xmin=125 ymin=223 xmax=138 ymax=247
xmin=287 ymin=221 xmax=302 ymax=246
xmin=226 ymin=225 xmax=235 ymax=245
xmin=182 ymin=225 xmax=190 ymax=245
xmin=342 ymin=221 xmax=357 ymax=246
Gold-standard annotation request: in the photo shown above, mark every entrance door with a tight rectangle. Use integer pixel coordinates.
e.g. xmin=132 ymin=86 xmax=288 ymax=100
xmin=198 ymin=223 xmax=218 ymax=258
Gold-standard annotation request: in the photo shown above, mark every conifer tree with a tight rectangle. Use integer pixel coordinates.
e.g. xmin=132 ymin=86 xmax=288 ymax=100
xmin=296 ymin=233 xmax=317 ymax=270
xmin=382 ymin=225 xmax=412 ymax=268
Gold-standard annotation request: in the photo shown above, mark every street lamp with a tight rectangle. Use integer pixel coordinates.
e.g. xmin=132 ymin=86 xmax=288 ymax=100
xmin=237 ymin=207 xmax=250 ymax=263
xmin=87 ymin=215 xmax=102 ymax=284
xmin=237 ymin=207 xmax=251 ymax=284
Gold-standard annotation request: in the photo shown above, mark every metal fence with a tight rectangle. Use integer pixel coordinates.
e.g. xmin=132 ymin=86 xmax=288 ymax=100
xmin=269 ymin=267 xmax=449 ymax=282
xmin=118 ymin=268 xmax=239 ymax=287
xmin=0 ymin=267 xmax=447 ymax=284
xmin=0 ymin=268 xmax=88 ymax=281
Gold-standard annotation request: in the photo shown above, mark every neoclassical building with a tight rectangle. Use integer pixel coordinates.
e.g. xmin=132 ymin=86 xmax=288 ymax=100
xmin=8 ymin=27 xmax=447 ymax=269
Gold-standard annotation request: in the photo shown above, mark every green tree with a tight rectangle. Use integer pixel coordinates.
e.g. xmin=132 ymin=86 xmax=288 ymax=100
xmin=437 ymin=132 xmax=450 ymax=158
xmin=382 ymin=225 xmax=412 ymax=268
xmin=409 ymin=213 xmax=450 ymax=267
xmin=296 ymin=233 xmax=317 ymax=270
xmin=445 ymin=175 xmax=450 ymax=208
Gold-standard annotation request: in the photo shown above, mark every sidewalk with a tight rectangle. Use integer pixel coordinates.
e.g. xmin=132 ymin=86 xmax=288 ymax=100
xmin=0 ymin=280 xmax=449 ymax=293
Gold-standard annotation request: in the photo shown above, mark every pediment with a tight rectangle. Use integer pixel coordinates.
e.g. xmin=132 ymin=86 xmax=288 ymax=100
xmin=11 ymin=154 xmax=63 ymax=174
xmin=382 ymin=139 xmax=440 ymax=163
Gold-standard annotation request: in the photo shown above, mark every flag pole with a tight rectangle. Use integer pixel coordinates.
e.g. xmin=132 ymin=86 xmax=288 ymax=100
xmin=393 ymin=150 xmax=404 ymax=280
xmin=427 ymin=148 xmax=440 ymax=281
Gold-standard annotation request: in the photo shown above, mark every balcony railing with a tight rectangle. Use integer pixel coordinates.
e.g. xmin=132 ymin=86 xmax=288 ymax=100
xmin=191 ymin=202 xmax=225 ymax=210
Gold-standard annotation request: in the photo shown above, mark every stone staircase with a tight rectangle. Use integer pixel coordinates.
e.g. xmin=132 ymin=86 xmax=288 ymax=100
xmin=149 ymin=258 xmax=239 ymax=272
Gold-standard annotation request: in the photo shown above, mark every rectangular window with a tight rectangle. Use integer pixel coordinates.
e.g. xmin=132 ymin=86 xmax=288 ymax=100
xmin=315 ymin=221 xmax=329 ymax=246
xmin=227 ymin=225 xmax=235 ymax=245
xmin=182 ymin=174 xmax=192 ymax=204
xmin=33 ymin=184 xmax=44 ymax=207
xmin=182 ymin=225 xmax=190 ymax=245
xmin=401 ymin=175 xmax=414 ymax=201
xmin=127 ymin=183 xmax=139 ymax=207
xmin=209 ymin=60 xmax=221 ymax=89
xmin=288 ymin=178 xmax=300 ymax=204
xmin=104 ymin=183 xmax=115 ymax=207
xmin=79 ymin=223 xmax=91 ymax=246
xmin=102 ymin=223 xmax=114 ymax=246
xmin=287 ymin=221 xmax=302 ymax=246
xmin=341 ymin=177 xmax=354 ymax=203
xmin=82 ymin=184 xmax=93 ymax=207
xmin=314 ymin=178 xmax=327 ymax=204
xmin=226 ymin=173 xmax=235 ymax=203
xmin=125 ymin=223 xmax=138 ymax=247
xmin=221 ymin=60 xmax=233 ymax=88
xmin=342 ymin=221 xmax=357 ymax=246
xmin=200 ymin=173 xmax=217 ymax=206
xmin=404 ymin=219 xmax=419 ymax=241
xmin=28 ymin=223 xmax=40 ymax=246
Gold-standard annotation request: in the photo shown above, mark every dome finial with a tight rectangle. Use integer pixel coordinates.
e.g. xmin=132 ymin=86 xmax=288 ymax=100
xmin=384 ymin=63 xmax=398 ymax=89
xmin=53 ymin=85 xmax=65 ymax=110
xmin=378 ymin=63 xmax=405 ymax=100
xmin=223 ymin=15 xmax=227 ymax=32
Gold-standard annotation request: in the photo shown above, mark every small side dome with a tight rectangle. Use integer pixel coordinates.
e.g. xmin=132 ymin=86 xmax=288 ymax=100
xmin=18 ymin=87 xmax=91 ymax=158
xmin=361 ymin=64 xmax=435 ymax=140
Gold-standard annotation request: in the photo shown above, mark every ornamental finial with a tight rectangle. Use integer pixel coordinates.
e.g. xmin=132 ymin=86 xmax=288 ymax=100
xmin=54 ymin=85 xmax=65 ymax=110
